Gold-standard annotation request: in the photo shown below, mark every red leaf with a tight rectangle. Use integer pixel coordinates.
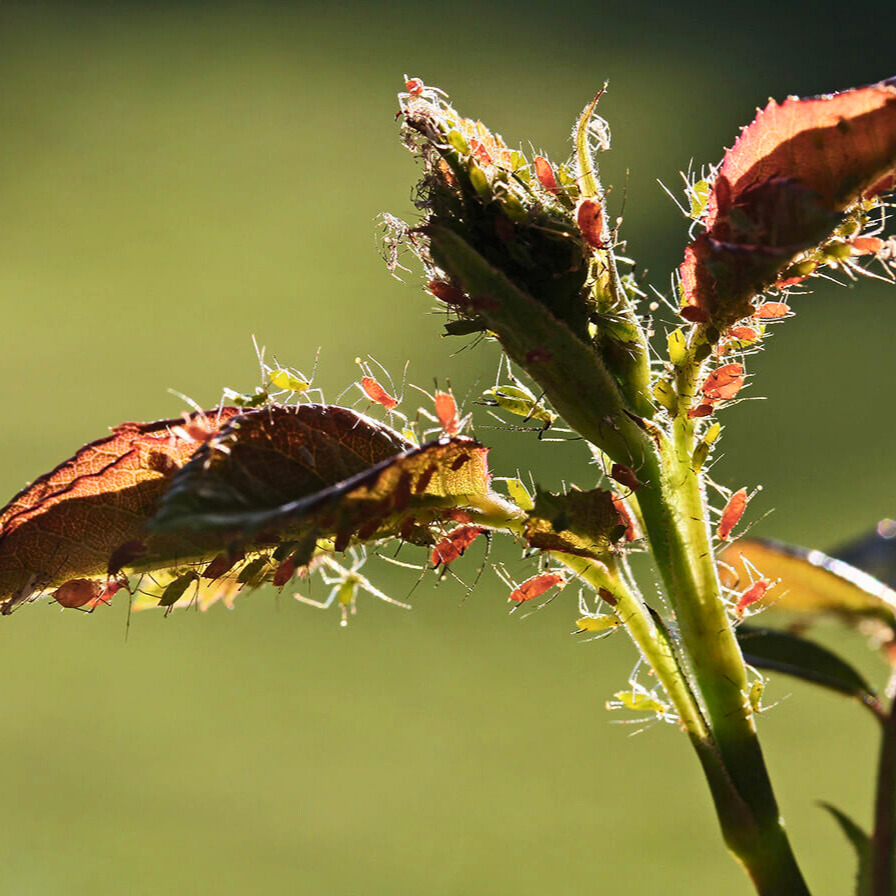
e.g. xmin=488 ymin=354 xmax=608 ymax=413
xmin=680 ymin=79 xmax=896 ymax=324
xmin=0 ymin=409 xmax=241 ymax=613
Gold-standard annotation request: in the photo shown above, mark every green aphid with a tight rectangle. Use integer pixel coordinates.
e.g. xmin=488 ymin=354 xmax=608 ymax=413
xmin=576 ymin=614 xmax=620 ymax=633
xmin=159 ymin=571 xmax=199 ymax=607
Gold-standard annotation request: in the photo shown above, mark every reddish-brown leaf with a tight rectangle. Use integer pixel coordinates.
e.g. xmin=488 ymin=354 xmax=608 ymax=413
xmin=152 ymin=404 xmax=496 ymax=549
xmin=680 ymin=78 xmax=896 ymax=324
xmin=0 ymin=409 xmax=241 ymax=613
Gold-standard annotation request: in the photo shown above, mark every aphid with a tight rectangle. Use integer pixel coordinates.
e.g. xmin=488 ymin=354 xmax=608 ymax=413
xmin=253 ymin=337 xmax=322 ymax=403
xmin=52 ymin=578 xmax=103 ymax=610
xmin=575 ymin=614 xmax=620 ymax=633
xmin=422 ymin=387 xmax=471 ymax=437
xmin=533 ymin=156 xmax=559 ymax=194
xmin=680 ymin=305 xmax=710 ymax=324
xmin=688 ymin=403 xmax=714 ymax=419
xmin=159 ymin=571 xmax=200 ymax=607
xmin=428 ymin=279 xmax=470 ymax=310
xmin=735 ymin=578 xmax=771 ymax=615
xmin=508 ymin=572 xmax=566 ymax=604
xmin=718 ymin=487 xmax=748 ymax=541
xmin=479 ymin=357 xmax=557 ymax=435
xmin=754 ymin=301 xmax=790 ymax=320
xmin=747 ymin=678 xmax=766 ymax=713
xmin=610 ymin=463 xmax=641 ymax=492
xmin=295 ymin=549 xmax=410 ymax=627
xmin=360 ymin=375 xmax=398 ymax=410
xmin=611 ymin=494 xmax=637 ymax=541
xmin=404 ymin=75 xmax=424 ymax=97
xmin=608 ymin=689 xmax=669 ymax=715
xmin=202 ymin=552 xmax=243 ymax=580
xmin=576 ymin=198 xmax=605 ymax=250
xmin=272 ymin=557 xmax=296 ymax=588
xmin=701 ymin=363 xmax=745 ymax=403
xmin=353 ymin=356 xmax=408 ymax=423
xmin=667 ymin=328 xmax=688 ymax=365
xmin=430 ymin=526 xmax=485 ymax=567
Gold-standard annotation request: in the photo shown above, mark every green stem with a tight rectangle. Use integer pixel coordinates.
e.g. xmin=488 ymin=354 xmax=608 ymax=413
xmin=871 ymin=676 xmax=896 ymax=896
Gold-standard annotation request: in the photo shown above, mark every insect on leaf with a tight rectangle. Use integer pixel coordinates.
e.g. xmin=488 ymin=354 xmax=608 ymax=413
xmin=0 ymin=409 xmax=243 ymax=614
xmin=151 ymin=403 xmax=500 ymax=551
xmin=720 ymin=537 xmax=896 ymax=657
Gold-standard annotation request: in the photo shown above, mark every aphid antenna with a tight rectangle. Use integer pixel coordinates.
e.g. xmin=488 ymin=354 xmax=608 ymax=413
xmin=656 ymin=177 xmax=690 ymax=218
xmin=167 ymin=388 xmax=206 ymax=417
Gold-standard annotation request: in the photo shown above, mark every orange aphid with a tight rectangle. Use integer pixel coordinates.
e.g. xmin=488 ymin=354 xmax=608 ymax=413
xmin=611 ymin=495 xmax=637 ymax=542
xmin=405 ymin=76 xmax=424 ymax=97
xmin=850 ymin=236 xmax=885 ymax=255
xmin=434 ymin=390 xmax=460 ymax=436
xmin=509 ymin=572 xmax=565 ymax=604
xmin=727 ymin=326 xmax=759 ymax=342
xmin=430 ymin=526 xmax=485 ymax=567
xmin=735 ymin=578 xmax=770 ymax=615
xmin=533 ymin=156 xmax=559 ymax=194
xmin=53 ymin=577 xmax=123 ymax=610
xmin=360 ymin=376 xmax=399 ymax=411
xmin=576 ymin=198 xmax=605 ymax=250
xmin=701 ymin=363 xmax=745 ymax=402
xmin=754 ymin=301 xmax=790 ymax=319
xmin=688 ymin=403 xmax=714 ymax=419
xmin=718 ymin=488 xmax=748 ymax=541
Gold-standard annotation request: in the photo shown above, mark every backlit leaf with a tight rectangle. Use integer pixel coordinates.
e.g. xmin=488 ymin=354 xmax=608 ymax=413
xmin=680 ymin=78 xmax=896 ymax=325
xmin=721 ymin=537 xmax=896 ymax=656
xmin=0 ymin=409 xmax=242 ymax=614
xmin=524 ymin=487 xmax=624 ymax=559
xmin=152 ymin=403 xmax=497 ymax=549
xmin=819 ymin=803 xmax=872 ymax=896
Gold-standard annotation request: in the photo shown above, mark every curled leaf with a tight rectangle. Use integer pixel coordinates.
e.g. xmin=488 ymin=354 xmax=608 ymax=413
xmin=524 ymin=487 xmax=625 ymax=559
xmin=680 ymin=78 xmax=896 ymax=326
xmin=152 ymin=404 xmax=498 ymax=550
xmin=0 ymin=409 xmax=242 ymax=614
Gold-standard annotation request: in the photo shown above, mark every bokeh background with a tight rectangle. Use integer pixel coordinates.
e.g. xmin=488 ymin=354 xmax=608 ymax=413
xmin=1 ymin=2 xmax=895 ymax=893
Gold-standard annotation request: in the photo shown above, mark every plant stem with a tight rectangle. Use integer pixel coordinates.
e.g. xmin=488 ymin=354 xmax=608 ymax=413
xmin=871 ymin=675 xmax=896 ymax=896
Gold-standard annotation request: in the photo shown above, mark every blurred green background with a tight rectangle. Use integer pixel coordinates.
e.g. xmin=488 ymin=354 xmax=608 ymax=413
xmin=1 ymin=2 xmax=894 ymax=893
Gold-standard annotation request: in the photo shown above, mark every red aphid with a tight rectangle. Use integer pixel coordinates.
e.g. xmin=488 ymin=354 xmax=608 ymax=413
xmin=434 ymin=390 xmax=460 ymax=436
xmin=680 ymin=305 xmax=710 ymax=324
xmin=360 ymin=376 xmax=399 ymax=411
xmin=533 ymin=156 xmax=559 ymax=194
xmin=611 ymin=494 xmax=637 ymax=542
xmin=754 ymin=301 xmax=790 ymax=320
xmin=202 ymin=552 xmax=243 ymax=580
xmin=87 ymin=578 xmax=126 ymax=610
xmin=470 ymin=138 xmax=493 ymax=166
xmin=405 ymin=76 xmax=424 ymax=96
xmin=688 ymin=404 xmax=714 ymax=419
xmin=736 ymin=579 xmax=770 ymax=616
xmin=430 ymin=526 xmax=485 ymax=567
xmin=576 ymin=198 xmax=606 ymax=250
xmin=610 ymin=463 xmax=641 ymax=492
xmin=718 ymin=487 xmax=748 ymax=541
xmin=428 ymin=280 xmax=470 ymax=309
xmin=701 ymin=363 xmax=744 ymax=403
xmin=273 ymin=557 xmax=296 ymax=588
xmin=509 ymin=572 xmax=565 ymax=604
